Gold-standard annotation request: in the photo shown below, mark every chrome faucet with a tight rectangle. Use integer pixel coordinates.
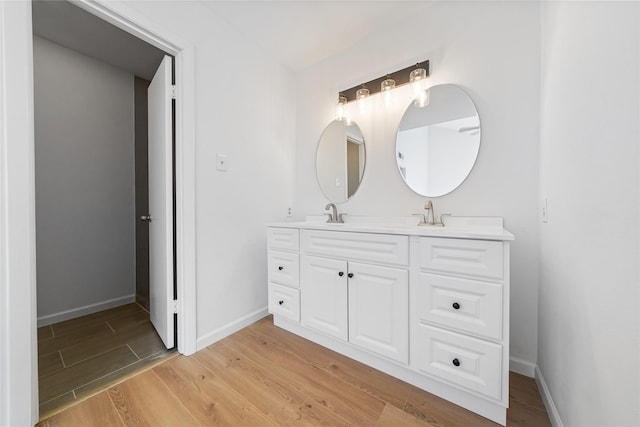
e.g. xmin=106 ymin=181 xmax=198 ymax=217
xmin=324 ymin=203 xmax=344 ymax=223
xmin=424 ymin=200 xmax=435 ymax=224
xmin=413 ymin=200 xmax=442 ymax=226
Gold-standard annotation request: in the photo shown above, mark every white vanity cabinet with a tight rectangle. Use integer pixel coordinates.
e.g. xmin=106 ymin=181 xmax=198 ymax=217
xmin=266 ymin=219 xmax=513 ymax=426
xmin=300 ymin=230 xmax=409 ymax=363
xmin=266 ymin=227 xmax=300 ymax=322
xmin=410 ymin=236 xmax=510 ymax=403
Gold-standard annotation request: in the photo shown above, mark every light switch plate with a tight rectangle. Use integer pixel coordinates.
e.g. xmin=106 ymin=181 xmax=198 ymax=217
xmin=542 ymin=198 xmax=549 ymax=223
xmin=216 ymin=153 xmax=228 ymax=171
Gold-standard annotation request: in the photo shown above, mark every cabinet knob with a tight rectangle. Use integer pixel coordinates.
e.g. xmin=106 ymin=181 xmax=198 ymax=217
xmin=452 ymin=302 xmax=461 ymax=310
xmin=278 ymin=300 xmax=284 ymax=305
xmin=452 ymin=358 xmax=460 ymax=367
xmin=347 ymin=273 xmax=354 ymax=278
xmin=278 ymin=266 xmax=284 ymax=271
xmin=338 ymin=271 xmax=344 ymax=277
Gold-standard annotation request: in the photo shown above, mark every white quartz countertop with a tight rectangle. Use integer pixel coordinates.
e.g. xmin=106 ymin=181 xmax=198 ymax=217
xmin=267 ymin=216 xmax=514 ymax=241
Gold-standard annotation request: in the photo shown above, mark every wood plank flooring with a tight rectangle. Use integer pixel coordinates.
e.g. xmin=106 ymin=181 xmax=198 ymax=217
xmin=37 ymin=303 xmax=173 ymax=419
xmin=38 ymin=316 xmax=551 ymax=426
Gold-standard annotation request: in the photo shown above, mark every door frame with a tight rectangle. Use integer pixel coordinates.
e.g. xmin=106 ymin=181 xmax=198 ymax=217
xmin=0 ymin=1 xmax=197 ymax=424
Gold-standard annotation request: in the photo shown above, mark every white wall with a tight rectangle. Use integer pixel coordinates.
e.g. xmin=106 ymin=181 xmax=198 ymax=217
xmin=119 ymin=1 xmax=296 ymax=348
xmin=538 ymin=2 xmax=640 ymax=426
xmin=293 ymin=1 xmax=541 ymax=368
xmin=33 ymin=36 xmax=136 ymax=324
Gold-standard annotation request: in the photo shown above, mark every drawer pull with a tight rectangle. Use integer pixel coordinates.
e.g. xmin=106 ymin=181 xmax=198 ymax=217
xmin=452 ymin=358 xmax=461 ymax=367
xmin=452 ymin=302 xmax=461 ymax=310
xmin=338 ymin=271 xmax=344 ymax=277
xmin=278 ymin=300 xmax=284 ymax=305
xmin=278 ymin=266 xmax=284 ymax=271
xmin=347 ymin=273 xmax=354 ymax=278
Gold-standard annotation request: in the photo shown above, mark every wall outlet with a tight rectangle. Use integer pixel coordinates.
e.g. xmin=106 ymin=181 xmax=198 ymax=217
xmin=542 ymin=198 xmax=549 ymax=223
xmin=216 ymin=153 xmax=228 ymax=172
xmin=287 ymin=207 xmax=293 ymax=217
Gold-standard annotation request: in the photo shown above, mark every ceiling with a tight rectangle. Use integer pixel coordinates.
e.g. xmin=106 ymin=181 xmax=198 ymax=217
xmin=32 ymin=1 xmax=166 ymax=81
xmin=32 ymin=1 xmax=432 ymax=77
xmin=201 ymin=1 xmax=432 ymax=72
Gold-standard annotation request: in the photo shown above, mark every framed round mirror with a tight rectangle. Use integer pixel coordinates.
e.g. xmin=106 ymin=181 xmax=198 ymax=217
xmin=395 ymin=84 xmax=480 ymax=197
xmin=316 ymin=119 xmax=366 ymax=203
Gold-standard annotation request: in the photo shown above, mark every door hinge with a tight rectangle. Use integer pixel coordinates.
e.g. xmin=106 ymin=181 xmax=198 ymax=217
xmin=171 ymin=85 xmax=177 ymax=100
xmin=172 ymin=300 xmax=178 ymax=314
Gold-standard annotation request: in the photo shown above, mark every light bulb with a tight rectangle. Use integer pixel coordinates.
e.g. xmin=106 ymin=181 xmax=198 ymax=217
xmin=356 ymin=87 xmax=369 ymax=112
xmin=381 ymin=78 xmax=395 ymax=107
xmin=381 ymin=78 xmax=395 ymax=92
xmin=414 ymin=88 xmax=430 ymax=108
xmin=410 ymin=67 xmax=428 ymax=103
xmin=336 ymin=95 xmax=347 ymax=121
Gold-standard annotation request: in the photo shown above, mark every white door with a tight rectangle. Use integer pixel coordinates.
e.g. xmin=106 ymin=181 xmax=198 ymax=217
xmin=301 ymin=255 xmax=348 ymax=341
xmin=348 ymin=262 xmax=408 ymax=363
xmin=147 ymin=55 xmax=174 ymax=349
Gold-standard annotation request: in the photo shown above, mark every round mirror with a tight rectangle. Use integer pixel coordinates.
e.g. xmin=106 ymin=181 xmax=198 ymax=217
xmin=316 ymin=119 xmax=366 ymax=203
xmin=395 ymin=84 xmax=480 ymax=197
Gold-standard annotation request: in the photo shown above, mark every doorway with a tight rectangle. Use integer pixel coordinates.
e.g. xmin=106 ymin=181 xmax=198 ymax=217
xmin=31 ymin=0 xmax=177 ymax=418
xmin=0 ymin=2 xmax=196 ymax=424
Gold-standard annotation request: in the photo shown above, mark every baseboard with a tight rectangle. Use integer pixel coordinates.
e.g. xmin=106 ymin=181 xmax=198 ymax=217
xmin=509 ymin=356 xmax=536 ymax=378
xmin=535 ymin=365 xmax=564 ymax=427
xmin=196 ymin=306 xmax=268 ymax=351
xmin=37 ymin=294 xmax=136 ymax=327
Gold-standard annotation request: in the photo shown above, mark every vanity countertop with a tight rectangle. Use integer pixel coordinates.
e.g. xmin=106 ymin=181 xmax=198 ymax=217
xmin=267 ymin=216 xmax=514 ymax=242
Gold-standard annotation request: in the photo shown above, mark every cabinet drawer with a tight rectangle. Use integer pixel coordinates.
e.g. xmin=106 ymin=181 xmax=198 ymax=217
xmin=413 ymin=273 xmax=503 ymax=340
xmin=268 ymin=282 xmax=300 ymax=322
xmin=267 ymin=227 xmax=299 ymax=251
xmin=301 ymin=230 xmax=409 ymax=266
xmin=268 ymin=250 xmax=299 ymax=287
xmin=412 ymin=324 xmax=502 ymax=400
xmin=419 ymin=237 xmax=503 ymax=280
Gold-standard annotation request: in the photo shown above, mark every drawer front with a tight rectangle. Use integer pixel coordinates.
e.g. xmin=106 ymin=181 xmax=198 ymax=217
xmin=420 ymin=237 xmax=503 ymax=280
xmin=268 ymin=282 xmax=300 ymax=322
xmin=412 ymin=324 xmax=502 ymax=400
xmin=267 ymin=227 xmax=299 ymax=251
xmin=268 ymin=250 xmax=299 ymax=287
xmin=413 ymin=273 xmax=503 ymax=340
xmin=301 ymin=230 xmax=409 ymax=266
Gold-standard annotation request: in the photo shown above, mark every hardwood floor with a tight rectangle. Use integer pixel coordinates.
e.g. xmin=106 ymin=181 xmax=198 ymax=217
xmin=37 ymin=303 xmax=173 ymax=419
xmin=38 ymin=316 xmax=551 ymax=426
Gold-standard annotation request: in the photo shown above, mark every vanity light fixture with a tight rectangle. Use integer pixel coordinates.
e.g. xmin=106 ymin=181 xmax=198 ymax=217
xmin=381 ymin=77 xmax=396 ymax=92
xmin=414 ymin=87 xmax=430 ymax=108
xmin=356 ymin=86 xmax=370 ymax=112
xmin=410 ymin=65 xmax=429 ymax=107
xmin=336 ymin=94 xmax=347 ymax=121
xmin=337 ymin=60 xmax=429 ymax=104
xmin=381 ymin=76 xmax=396 ymax=106
xmin=356 ymin=87 xmax=370 ymax=101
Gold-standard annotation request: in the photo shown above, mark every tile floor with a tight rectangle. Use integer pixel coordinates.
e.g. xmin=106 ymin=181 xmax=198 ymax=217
xmin=37 ymin=303 xmax=173 ymax=419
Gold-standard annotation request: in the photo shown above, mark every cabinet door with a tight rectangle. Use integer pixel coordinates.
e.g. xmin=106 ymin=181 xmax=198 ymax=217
xmin=301 ymin=255 xmax=348 ymax=341
xmin=348 ymin=262 xmax=409 ymax=363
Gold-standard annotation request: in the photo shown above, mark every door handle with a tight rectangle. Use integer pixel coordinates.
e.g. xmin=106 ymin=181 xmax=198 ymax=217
xmin=140 ymin=215 xmax=153 ymax=222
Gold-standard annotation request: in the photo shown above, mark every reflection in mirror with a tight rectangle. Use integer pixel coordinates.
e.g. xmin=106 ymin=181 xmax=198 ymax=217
xmin=316 ymin=120 xmax=366 ymax=203
xmin=396 ymin=84 xmax=480 ymax=197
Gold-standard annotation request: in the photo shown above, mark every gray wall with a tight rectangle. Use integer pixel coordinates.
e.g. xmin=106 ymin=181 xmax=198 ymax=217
xmin=34 ymin=36 xmax=136 ymax=322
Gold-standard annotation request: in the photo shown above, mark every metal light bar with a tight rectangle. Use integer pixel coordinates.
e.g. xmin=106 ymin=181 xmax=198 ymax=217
xmin=339 ymin=60 xmax=430 ymax=103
